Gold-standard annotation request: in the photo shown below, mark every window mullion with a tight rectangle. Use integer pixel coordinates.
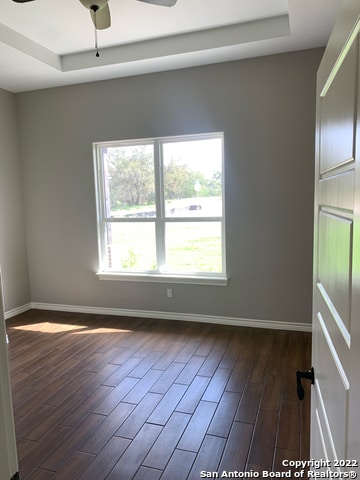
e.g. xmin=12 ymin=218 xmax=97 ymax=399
xmin=154 ymin=140 xmax=166 ymax=271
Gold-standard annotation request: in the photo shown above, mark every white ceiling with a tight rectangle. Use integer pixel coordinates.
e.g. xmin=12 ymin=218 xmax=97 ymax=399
xmin=0 ymin=0 xmax=342 ymax=93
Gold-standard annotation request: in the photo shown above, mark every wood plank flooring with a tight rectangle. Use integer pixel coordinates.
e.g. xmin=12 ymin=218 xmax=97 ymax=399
xmin=6 ymin=309 xmax=311 ymax=480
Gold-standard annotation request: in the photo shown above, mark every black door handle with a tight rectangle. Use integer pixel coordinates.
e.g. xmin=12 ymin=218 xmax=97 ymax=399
xmin=296 ymin=367 xmax=314 ymax=400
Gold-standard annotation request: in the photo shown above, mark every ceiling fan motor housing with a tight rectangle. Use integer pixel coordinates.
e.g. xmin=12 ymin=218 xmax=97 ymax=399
xmin=81 ymin=0 xmax=108 ymax=10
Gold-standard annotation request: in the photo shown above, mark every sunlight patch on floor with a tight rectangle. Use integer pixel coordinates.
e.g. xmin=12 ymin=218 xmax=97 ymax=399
xmin=71 ymin=327 xmax=132 ymax=335
xmin=12 ymin=323 xmax=133 ymax=334
xmin=12 ymin=323 xmax=87 ymax=333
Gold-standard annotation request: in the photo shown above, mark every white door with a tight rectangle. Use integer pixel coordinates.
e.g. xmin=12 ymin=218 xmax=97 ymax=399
xmin=0 ymin=271 xmax=19 ymax=480
xmin=312 ymin=0 xmax=360 ymax=469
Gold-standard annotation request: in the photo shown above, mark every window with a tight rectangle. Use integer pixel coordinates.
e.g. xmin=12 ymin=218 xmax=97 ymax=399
xmin=93 ymin=133 xmax=226 ymax=285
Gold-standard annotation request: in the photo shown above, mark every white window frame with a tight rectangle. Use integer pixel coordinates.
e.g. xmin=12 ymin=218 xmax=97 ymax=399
xmin=93 ymin=133 xmax=227 ymax=286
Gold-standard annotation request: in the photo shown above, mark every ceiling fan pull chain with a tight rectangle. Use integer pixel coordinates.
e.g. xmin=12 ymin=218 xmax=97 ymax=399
xmin=95 ymin=26 xmax=100 ymax=57
xmin=90 ymin=5 xmax=100 ymax=57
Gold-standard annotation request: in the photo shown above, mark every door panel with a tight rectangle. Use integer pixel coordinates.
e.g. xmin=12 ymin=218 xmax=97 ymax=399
xmin=316 ymin=284 xmax=350 ymax=371
xmin=312 ymin=0 xmax=360 ymax=469
xmin=312 ymin=405 xmax=331 ymax=461
xmin=318 ymin=170 xmax=355 ymax=211
xmin=314 ymin=312 xmax=348 ymax=458
xmin=319 ymin=41 xmax=356 ymax=174
xmin=318 ymin=211 xmax=352 ymax=331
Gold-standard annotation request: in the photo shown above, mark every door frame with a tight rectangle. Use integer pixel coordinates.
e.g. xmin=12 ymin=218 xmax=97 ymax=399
xmin=0 ymin=271 xmax=19 ymax=480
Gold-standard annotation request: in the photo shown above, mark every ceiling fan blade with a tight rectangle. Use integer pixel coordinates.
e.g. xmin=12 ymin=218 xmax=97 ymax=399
xmin=137 ymin=0 xmax=177 ymax=6
xmin=90 ymin=3 xmax=111 ymax=30
xmin=12 ymin=0 xmax=35 ymax=3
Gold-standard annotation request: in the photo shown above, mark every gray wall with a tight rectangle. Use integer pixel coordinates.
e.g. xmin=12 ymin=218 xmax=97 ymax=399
xmin=0 ymin=89 xmax=30 ymax=312
xmin=15 ymin=48 xmax=322 ymax=325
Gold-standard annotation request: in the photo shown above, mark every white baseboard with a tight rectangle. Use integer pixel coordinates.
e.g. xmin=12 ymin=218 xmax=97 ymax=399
xmin=5 ymin=303 xmax=32 ymax=320
xmin=29 ymin=302 xmax=311 ymax=332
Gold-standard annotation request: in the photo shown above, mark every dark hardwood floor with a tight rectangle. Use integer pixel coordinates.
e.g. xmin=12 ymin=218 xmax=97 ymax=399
xmin=6 ymin=309 xmax=311 ymax=480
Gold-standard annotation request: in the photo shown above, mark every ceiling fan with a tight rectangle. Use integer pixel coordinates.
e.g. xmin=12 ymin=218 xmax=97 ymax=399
xmin=12 ymin=0 xmax=178 ymax=31
xmin=12 ymin=0 xmax=177 ymax=56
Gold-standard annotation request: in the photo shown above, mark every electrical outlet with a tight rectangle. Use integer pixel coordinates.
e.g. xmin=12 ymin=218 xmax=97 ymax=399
xmin=166 ymin=288 xmax=173 ymax=298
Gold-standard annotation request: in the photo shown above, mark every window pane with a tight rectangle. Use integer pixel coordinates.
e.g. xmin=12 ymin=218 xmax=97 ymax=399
xmin=163 ymin=138 xmax=222 ymax=218
xmin=164 ymin=222 xmax=223 ymax=273
xmin=102 ymin=144 xmax=155 ymax=218
xmin=105 ymin=223 xmax=156 ymax=271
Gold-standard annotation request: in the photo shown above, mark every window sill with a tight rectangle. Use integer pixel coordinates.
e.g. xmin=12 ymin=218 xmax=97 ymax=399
xmin=96 ymin=271 xmax=228 ymax=286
